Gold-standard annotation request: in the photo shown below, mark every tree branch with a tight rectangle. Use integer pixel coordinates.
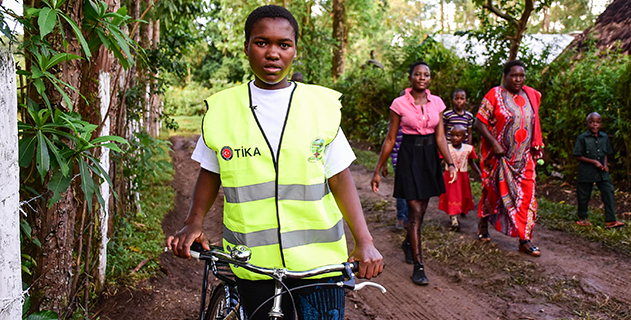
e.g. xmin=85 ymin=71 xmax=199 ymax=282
xmin=95 ymin=0 xmax=157 ymax=138
xmin=482 ymin=0 xmax=519 ymax=28
xmin=518 ymin=0 xmax=535 ymax=29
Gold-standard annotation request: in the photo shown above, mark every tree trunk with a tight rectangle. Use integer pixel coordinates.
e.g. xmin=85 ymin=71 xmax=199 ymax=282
xmin=542 ymin=6 xmax=550 ymax=33
xmin=148 ymin=19 xmax=161 ymax=137
xmin=0 ymin=50 xmax=22 ymax=320
xmin=95 ymin=71 xmax=112 ymax=291
xmin=140 ymin=18 xmax=153 ymax=130
xmin=509 ymin=0 xmax=534 ymax=60
xmin=440 ymin=0 xmax=444 ymax=32
xmin=30 ymin=0 xmax=82 ymax=314
xmin=483 ymin=0 xmax=535 ymax=61
xmin=33 ymin=189 xmax=77 ymax=314
xmin=331 ymin=0 xmax=346 ymax=81
xmin=418 ymin=1 xmax=424 ymax=39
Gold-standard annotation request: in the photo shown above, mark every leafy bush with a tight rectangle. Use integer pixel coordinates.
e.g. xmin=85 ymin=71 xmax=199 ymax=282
xmin=331 ymin=67 xmax=399 ymax=146
xmin=163 ymin=81 xmax=213 ymax=116
xmin=539 ymin=47 xmax=631 ymax=185
xmin=164 ymin=81 xmax=238 ymax=116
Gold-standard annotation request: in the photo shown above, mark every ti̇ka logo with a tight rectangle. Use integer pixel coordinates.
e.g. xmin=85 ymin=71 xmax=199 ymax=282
xmin=220 ymin=146 xmax=261 ymax=161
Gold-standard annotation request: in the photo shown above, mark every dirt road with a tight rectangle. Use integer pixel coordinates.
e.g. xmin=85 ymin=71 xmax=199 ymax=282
xmin=95 ymin=135 xmax=631 ymax=320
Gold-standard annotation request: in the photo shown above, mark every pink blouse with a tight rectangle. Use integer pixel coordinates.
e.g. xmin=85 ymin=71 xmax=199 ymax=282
xmin=390 ymin=88 xmax=446 ymax=135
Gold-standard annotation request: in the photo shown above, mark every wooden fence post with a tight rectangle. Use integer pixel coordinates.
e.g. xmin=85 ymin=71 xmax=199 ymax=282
xmin=0 ymin=50 xmax=22 ymax=319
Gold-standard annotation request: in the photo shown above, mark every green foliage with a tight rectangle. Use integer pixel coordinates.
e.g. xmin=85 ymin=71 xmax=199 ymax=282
xmin=352 ymin=147 xmax=393 ymax=173
xmin=108 ymin=138 xmax=174 ymax=281
xmin=24 ymin=310 xmax=59 ymax=320
xmin=161 ymin=115 xmax=203 ymax=137
xmin=163 ymin=81 xmax=216 ymax=116
xmin=530 ymin=0 xmax=597 ymax=33
xmin=332 ymin=67 xmax=398 ymax=146
xmin=18 ymin=108 xmax=128 ymax=208
xmin=539 ymin=48 xmax=631 ymax=184
xmin=82 ymin=0 xmax=136 ymax=68
xmin=117 ymin=130 xmax=173 ymax=193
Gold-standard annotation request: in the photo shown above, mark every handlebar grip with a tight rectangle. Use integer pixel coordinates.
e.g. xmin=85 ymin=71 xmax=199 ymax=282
xmin=351 ymin=261 xmax=359 ymax=272
xmin=190 ymin=242 xmax=205 ymax=259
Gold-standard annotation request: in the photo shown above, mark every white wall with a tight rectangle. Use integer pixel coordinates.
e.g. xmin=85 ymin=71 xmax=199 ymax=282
xmin=0 ymin=50 xmax=22 ymax=319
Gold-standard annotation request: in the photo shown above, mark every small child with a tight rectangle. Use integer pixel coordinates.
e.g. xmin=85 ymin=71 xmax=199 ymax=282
xmin=573 ymin=112 xmax=626 ymax=228
xmin=443 ymin=89 xmax=474 ymax=144
xmin=438 ymin=125 xmax=481 ymax=231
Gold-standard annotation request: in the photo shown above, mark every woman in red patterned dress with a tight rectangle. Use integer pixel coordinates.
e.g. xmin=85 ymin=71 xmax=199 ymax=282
xmin=475 ymin=60 xmax=544 ymax=257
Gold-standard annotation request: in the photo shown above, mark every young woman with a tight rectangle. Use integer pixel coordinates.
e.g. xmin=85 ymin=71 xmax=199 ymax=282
xmin=372 ymin=61 xmax=456 ymax=285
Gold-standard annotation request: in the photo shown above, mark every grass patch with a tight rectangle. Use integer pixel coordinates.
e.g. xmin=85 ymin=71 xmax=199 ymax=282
xmin=537 ymin=198 xmax=631 ymax=254
xmin=107 ymin=148 xmax=175 ymax=283
xmin=161 ymin=115 xmax=203 ymax=138
xmin=352 ymin=147 xmax=393 ymax=174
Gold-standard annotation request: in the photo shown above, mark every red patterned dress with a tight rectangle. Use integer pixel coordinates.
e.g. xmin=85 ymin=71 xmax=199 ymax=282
xmin=439 ymin=144 xmax=477 ymax=215
xmin=477 ymin=86 xmax=544 ymax=240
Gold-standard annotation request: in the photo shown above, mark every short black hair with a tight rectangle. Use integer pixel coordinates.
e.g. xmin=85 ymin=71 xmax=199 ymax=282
xmin=245 ymin=5 xmax=300 ymax=44
xmin=451 ymin=124 xmax=466 ymax=134
xmin=409 ymin=60 xmax=430 ymax=77
xmin=453 ymin=88 xmax=466 ymax=98
xmin=503 ymin=60 xmax=526 ymax=76
xmin=586 ymin=112 xmax=601 ymax=122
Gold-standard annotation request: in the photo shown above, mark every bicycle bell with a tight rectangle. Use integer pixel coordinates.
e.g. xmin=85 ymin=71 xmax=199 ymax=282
xmin=231 ymin=245 xmax=252 ymax=262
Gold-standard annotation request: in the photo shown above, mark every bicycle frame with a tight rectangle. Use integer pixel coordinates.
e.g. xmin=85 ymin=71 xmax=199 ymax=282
xmin=189 ymin=244 xmax=385 ymax=320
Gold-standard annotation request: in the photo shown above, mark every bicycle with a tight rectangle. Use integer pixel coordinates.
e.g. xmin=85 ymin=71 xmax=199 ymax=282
xmin=185 ymin=242 xmax=386 ymax=320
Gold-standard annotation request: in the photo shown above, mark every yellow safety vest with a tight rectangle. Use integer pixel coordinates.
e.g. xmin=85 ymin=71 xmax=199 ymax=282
xmin=202 ymin=82 xmax=348 ymax=280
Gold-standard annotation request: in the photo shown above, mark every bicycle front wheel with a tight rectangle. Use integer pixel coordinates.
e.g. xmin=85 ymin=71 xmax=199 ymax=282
xmin=205 ymin=283 xmax=242 ymax=320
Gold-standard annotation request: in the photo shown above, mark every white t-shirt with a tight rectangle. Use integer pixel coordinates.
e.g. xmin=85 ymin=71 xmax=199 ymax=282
xmin=191 ymin=81 xmax=356 ymax=178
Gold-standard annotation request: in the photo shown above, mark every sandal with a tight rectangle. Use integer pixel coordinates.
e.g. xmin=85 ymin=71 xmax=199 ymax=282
xmin=477 ymin=233 xmax=491 ymax=241
xmin=477 ymin=218 xmax=491 ymax=242
xmin=450 ymin=216 xmax=460 ymax=232
xmin=519 ymin=240 xmax=541 ymax=257
xmin=605 ymin=221 xmax=625 ymax=229
xmin=576 ymin=220 xmax=593 ymax=226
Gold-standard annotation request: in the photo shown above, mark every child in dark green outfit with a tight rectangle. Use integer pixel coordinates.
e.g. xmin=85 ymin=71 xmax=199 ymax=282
xmin=573 ymin=112 xmax=625 ymax=228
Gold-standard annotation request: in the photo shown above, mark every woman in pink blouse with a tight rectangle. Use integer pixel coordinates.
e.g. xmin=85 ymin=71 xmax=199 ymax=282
xmin=372 ymin=61 xmax=456 ymax=285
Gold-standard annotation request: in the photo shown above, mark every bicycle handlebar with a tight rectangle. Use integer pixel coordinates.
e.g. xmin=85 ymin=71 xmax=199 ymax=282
xmin=188 ymin=242 xmax=361 ymax=280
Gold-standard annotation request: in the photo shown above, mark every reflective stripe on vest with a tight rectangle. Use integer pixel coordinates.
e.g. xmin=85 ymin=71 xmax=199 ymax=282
xmin=223 ymin=218 xmax=344 ymax=249
xmin=223 ymin=182 xmax=331 ymax=203
xmin=202 ymin=82 xmax=348 ymax=280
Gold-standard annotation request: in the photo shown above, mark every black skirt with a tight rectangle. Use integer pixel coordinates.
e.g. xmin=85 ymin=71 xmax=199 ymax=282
xmin=393 ymin=134 xmax=446 ymax=200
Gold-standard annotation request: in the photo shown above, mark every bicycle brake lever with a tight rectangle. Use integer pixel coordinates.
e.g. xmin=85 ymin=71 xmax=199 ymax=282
xmin=354 ymin=281 xmax=387 ymax=293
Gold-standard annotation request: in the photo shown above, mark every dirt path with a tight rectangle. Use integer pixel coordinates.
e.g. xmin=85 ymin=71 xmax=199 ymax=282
xmin=95 ymin=135 xmax=631 ymax=320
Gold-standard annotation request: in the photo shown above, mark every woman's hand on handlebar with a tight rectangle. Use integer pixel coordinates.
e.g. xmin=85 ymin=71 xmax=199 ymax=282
xmin=348 ymin=242 xmax=383 ymax=280
xmin=166 ymin=223 xmax=210 ymax=259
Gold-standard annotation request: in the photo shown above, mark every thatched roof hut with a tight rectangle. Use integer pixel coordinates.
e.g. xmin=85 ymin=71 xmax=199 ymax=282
xmin=567 ymin=0 xmax=631 ymax=54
